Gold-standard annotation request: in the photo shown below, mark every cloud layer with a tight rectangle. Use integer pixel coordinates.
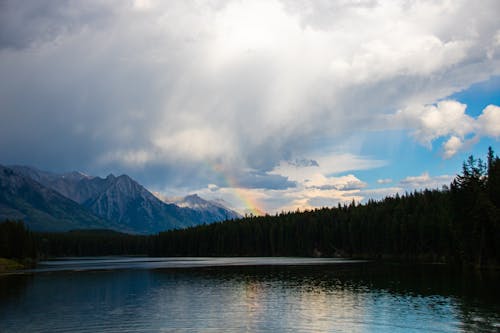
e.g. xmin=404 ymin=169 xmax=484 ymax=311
xmin=1 ymin=0 xmax=499 ymax=212
xmin=394 ymin=101 xmax=500 ymax=158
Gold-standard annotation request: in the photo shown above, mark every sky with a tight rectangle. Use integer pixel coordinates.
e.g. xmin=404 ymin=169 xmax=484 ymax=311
xmin=1 ymin=0 xmax=500 ymax=215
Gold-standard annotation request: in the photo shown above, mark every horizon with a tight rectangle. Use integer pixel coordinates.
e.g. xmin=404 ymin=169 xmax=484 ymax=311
xmin=1 ymin=1 xmax=499 ymax=215
xmin=2 ymin=147 xmax=493 ymax=216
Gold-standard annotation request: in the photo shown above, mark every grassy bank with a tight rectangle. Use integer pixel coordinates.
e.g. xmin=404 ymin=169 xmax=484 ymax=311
xmin=0 ymin=258 xmax=26 ymax=273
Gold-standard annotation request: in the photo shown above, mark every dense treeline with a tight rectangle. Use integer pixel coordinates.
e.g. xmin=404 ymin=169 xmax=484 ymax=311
xmin=151 ymin=190 xmax=454 ymax=259
xmin=0 ymin=228 xmax=151 ymax=259
xmin=151 ymin=148 xmax=500 ymax=267
xmin=35 ymin=230 xmax=150 ymax=257
xmin=1 ymin=148 xmax=499 ymax=267
xmin=0 ymin=220 xmax=37 ymax=259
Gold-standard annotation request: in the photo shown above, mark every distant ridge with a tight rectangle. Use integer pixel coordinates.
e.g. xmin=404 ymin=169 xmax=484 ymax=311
xmin=162 ymin=193 xmax=241 ymax=221
xmin=0 ymin=165 xmax=121 ymax=232
xmin=6 ymin=165 xmax=241 ymax=234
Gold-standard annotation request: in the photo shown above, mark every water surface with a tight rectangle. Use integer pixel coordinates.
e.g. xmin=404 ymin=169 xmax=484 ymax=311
xmin=0 ymin=257 xmax=498 ymax=332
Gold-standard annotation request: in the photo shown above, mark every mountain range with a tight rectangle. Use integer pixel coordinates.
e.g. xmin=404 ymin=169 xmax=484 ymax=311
xmin=0 ymin=165 xmax=240 ymax=234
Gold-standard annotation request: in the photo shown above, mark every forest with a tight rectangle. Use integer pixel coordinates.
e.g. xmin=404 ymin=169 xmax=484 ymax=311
xmin=1 ymin=148 xmax=499 ymax=268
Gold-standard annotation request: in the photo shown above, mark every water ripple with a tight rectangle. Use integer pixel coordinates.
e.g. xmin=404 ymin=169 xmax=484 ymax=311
xmin=0 ymin=258 xmax=498 ymax=332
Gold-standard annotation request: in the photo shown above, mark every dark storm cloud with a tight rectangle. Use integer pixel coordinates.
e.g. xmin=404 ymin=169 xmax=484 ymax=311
xmin=1 ymin=0 xmax=500 ymax=195
xmin=0 ymin=0 xmax=115 ymax=50
xmin=235 ymin=171 xmax=296 ymax=190
xmin=0 ymin=0 xmax=170 ymax=175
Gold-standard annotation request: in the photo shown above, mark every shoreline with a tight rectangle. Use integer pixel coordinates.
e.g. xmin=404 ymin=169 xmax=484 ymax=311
xmin=0 ymin=257 xmax=35 ymax=273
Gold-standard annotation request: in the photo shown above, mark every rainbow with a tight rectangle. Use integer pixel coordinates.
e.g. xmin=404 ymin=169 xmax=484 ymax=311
xmin=209 ymin=162 xmax=265 ymax=216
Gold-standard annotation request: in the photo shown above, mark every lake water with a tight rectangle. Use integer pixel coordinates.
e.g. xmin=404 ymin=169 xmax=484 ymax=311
xmin=0 ymin=257 xmax=499 ymax=332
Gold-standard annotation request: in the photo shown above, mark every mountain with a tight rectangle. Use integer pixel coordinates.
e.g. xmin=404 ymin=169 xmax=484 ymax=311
xmin=169 ymin=194 xmax=241 ymax=221
xmin=9 ymin=165 xmax=104 ymax=203
xmin=79 ymin=174 xmax=199 ymax=234
xmin=8 ymin=165 xmax=241 ymax=234
xmin=0 ymin=165 xmax=120 ymax=232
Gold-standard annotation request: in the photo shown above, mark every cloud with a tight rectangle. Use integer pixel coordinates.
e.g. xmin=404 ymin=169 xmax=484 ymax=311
xmin=0 ymin=0 xmax=117 ymax=50
xmin=207 ymin=184 xmax=219 ymax=192
xmin=393 ymin=101 xmax=500 ymax=158
xmin=182 ymin=152 xmax=382 ymax=213
xmin=288 ymin=158 xmax=319 ymax=167
xmin=360 ymin=172 xmax=455 ymax=205
xmin=312 ymin=177 xmax=366 ymax=191
xmin=238 ymin=152 xmax=381 ymax=212
xmin=403 ymin=101 xmax=475 ymax=146
xmin=399 ymin=172 xmax=454 ymax=190
xmin=477 ymin=105 xmax=500 ymax=138
xmin=360 ymin=187 xmax=403 ymax=202
xmin=271 ymin=153 xmax=386 ymax=182
xmin=231 ymin=170 xmax=297 ymax=190
xmin=442 ymin=136 xmax=464 ymax=159
xmin=1 ymin=0 xmax=500 ymax=211
xmin=187 ymin=164 xmax=456 ymax=215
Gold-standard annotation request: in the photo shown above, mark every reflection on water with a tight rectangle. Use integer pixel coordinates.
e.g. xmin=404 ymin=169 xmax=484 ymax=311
xmin=0 ymin=258 xmax=499 ymax=332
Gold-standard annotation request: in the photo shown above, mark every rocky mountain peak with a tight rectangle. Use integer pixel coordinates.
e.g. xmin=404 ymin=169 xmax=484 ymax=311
xmin=2 ymin=165 xmax=242 ymax=233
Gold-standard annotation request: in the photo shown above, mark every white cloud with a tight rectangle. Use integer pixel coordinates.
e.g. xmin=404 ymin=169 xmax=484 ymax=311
xmin=133 ymin=0 xmax=153 ymax=10
xmin=207 ymin=184 xmax=219 ymax=192
xmin=377 ymin=178 xmax=393 ymax=184
xmin=360 ymin=187 xmax=403 ymax=202
xmin=442 ymin=136 xmax=463 ymax=159
xmin=477 ymin=105 xmax=500 ymax=138
xmin=398 ymin=100 xmax=475 ymax=146
xmin=393 ymin=101 xmax=500 ymax=158
xmin=399 ymin=172 xmax=454 ymax=190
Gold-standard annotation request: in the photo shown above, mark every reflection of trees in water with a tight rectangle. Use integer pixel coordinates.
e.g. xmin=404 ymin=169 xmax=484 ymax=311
xmin=338 ymin=263 xmax=500 ymax=331
xmin=157 ymin=263 xmax=499 ymax=299
xmin=1 ymin=264 xmax=497 ymax=331
xmin=161 ymin=263 xmax=500 ymax=331
xmin=0 ymin=274 xmax=31 ymax=303
xmin=451 ymin=269 xmax=500 ymax=332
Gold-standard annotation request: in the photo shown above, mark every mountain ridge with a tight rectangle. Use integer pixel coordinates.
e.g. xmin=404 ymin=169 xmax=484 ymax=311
xmin=5 ymin=165 xmax=241 ymax=234
xmin=0 ymin=165 xmax=125 ymax=232
xmin=165 ymin=194 xmax=241 ymax=221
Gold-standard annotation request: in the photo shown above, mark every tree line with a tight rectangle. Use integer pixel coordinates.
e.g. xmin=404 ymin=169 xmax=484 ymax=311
xmin=0 ymin=220 xmax=37 ymax=259
xmin=1 ymin=148 xmax=499 ymax=267
xmin=151 ymin=147 xmax=500 ymax=267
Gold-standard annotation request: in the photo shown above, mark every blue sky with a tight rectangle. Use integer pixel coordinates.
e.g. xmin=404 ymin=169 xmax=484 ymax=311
xmin=355 ymin=76 xmax=500 ymax=182
xmin=0 ymin=0 xmax=499 ymax=214
xmin=337 ymin=76 xmax=500 ymax=202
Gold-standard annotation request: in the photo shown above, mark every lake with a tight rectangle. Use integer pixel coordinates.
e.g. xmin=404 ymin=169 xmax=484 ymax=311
xmin=0 ymin=257 xmax=499 ymax=332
